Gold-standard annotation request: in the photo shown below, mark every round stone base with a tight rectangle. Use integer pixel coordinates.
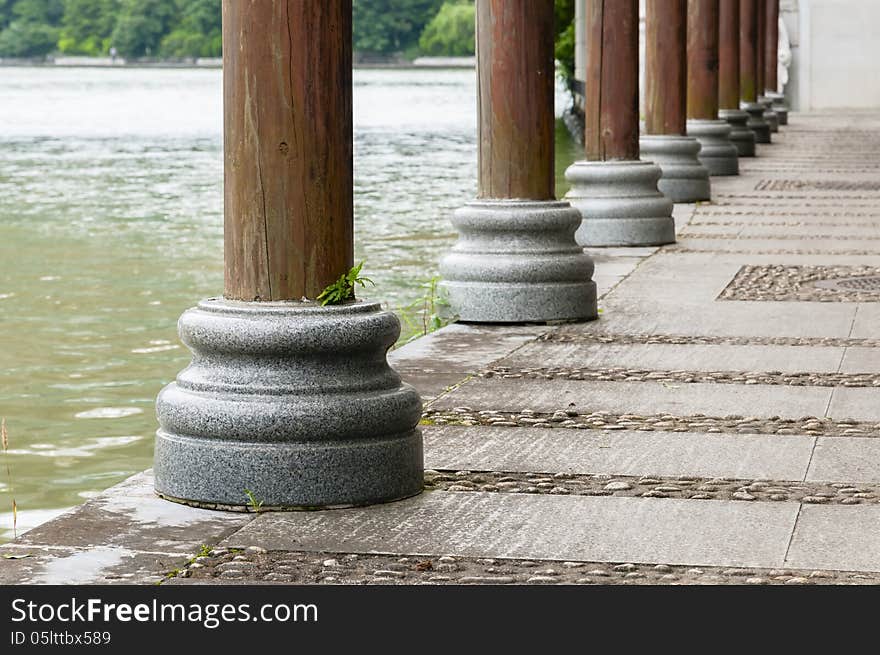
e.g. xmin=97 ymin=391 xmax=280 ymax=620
xmin=439 ymin=200 xmax=597 ymax=323
xmin=154 ymin=299 xmax=424 ymax=509
xmin=719 ymin=108 xmax=757 ymax=157
xmin=742 ymin=102 xmax=771 ymax=144
xmin=686 ymin=119 xmax=739 ymax=176
xmin=564 ymin=160 xmax=675 ymax=247
xmin=767 ymin=92 xmax=789 ymax=125
xmin=639 ymin=134 xmax=711 ymax=202
xmin=760 ymin=96 xmax=779 ymax=132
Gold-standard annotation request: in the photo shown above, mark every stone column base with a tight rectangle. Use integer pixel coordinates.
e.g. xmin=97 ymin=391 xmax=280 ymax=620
xmin=742 ymin=101 xmax=771 ymax=144
xmin=686 ymin=119 xmax=739 ymax=176
xmin=719 ymin=108 xmax=757 ymax=157
xmin=759 ymin=96 xmax=779 ymax=132
xmin=564 ymin=160 xmax=675 ymax=247
xmin=154 ymin=299 xmax=424 ymax=510
xmin=440 ymin=200 xmax=597 ymax=323
xmin=639 ymin=134 xmax=711 ymax=203
xmin=767 ymin=92 xmax=789 ymax=125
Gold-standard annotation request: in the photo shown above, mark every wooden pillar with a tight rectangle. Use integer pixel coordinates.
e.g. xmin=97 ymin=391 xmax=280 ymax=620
xmin=718 ymin=0 xmax=740 ymax=111
xmin=687 ymin=0 xmax=720 ymax=120
xmin=584 ymin=0 xmax=640 ymax=161
xmin=756 ymin=0 xmax=766 ymax=97
xmin=223 ymin=0 xmax=353 ymax=302
xmin=739 ymin=0 xmax=758 ymax=102
xmin=645 ymin=0 xmax=688 ymax=136
xmin=477 ymin=0 xmax=554 ymax=200
xmin=765 ymin=0 xmax=779 ymax=93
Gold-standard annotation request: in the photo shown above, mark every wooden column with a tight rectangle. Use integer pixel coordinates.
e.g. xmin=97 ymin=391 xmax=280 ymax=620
xmin=756 ymin=0 xmax=766 ymax=96
xmin=477 ymin=0 xmax=554 ymax=200
xmin=718 ymin=0 xmax=740 ymax=110
xmin=584 ymin=0 xmax=640 ymax=161
xmin=223 ymin=0 xmax=353 ymax=302
xmin=765 ymin=0 xmax=779 ymax=93
xmin=687 ymin=0 xmax=720 ymax=120
xmin=739 ymin=0 xmax=758 ymax=102
xmin=645 ymin=0 xmax=688 ymax=136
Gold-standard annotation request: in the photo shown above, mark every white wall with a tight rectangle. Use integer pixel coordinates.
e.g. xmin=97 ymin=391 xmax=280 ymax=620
xmin=795 ymin=0 xmax=880 ymax=109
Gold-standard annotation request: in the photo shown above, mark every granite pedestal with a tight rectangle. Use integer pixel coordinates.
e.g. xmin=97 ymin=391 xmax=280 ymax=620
xmin=639 ymin=135 xmax=711 ymax=203
xmin=564 ymin=160 xmax=675 ymax=247
xmin=440 ymin=200 xmax=597 ymax=323
xmin=719 ymin=108 xmax=757 ymax=157
xmin=686 ymin=119 xmax=739 ymax=176
xmin=154 ymin=298 xmax=424 ymax=509
xmin=742 ymin=101 xmax=771 ymax=144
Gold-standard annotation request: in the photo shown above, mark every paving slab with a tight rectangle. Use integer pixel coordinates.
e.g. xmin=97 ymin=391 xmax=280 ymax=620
xmin=840 ymin=347 xmax=880 ymax=373
xmin=0 ymin=544 xmax=181 ymax=585
xmin=806 ymin=437 xmax=880 ymax=484
xmin=786 ymin=505 xmax=880 ymax=572
xmin=431 ymin=378 xmax=834 ymax=419
xmin=826 ymin=387 xmax=880 ymax=421
xmin=598 ymin=299 xmax=858 ymax=339
xmin=388 ymin=323 xmax=548 ymax=399
xmin=678 ymin=237 xmax=880 ymax=253
xmin=224 ymin=491 xmax=799 ymax=569
xmin=498 ymin=341 xmax=845 ymax=374
xmin=423 ymin=425 xmax=815 ymax=481
xmin=14 ymin=471 xmax=252 ymax=554
xmin=850 ymin=305 xmax=880 ymax=339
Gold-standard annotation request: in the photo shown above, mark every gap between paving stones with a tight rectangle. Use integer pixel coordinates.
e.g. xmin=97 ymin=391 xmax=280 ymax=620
xmin=424 ymin=469 xmax=878 ymax=505
xmin=422 ymin=408 xmax=880 ymax=438
xmin=681 ymin=232 xmax=880 ymax=241
xmin=536 ymin=332 xmax=880 ymax=348
xmin=482 ymin=366 xmax=880 ymax=388
xmin=168 ymin=547 xmax=880 ymax=586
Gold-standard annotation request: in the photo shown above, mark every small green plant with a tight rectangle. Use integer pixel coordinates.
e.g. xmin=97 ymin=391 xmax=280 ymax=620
xmin=317 ymin=262 xmax=374 ymax=306
xmin=244 ymin=489 xmax=264 ymax=513
xmin=398 ymin=276 xmax=455 ymax=344
xmin=2 ymin=418 xmax=16 ymax=540
xmin=196 ymin=544 xmax=212 ymax=558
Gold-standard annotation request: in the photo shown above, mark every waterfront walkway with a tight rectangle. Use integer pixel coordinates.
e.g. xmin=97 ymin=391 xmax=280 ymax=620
xmin=4 ymin=111 xmax=880 ymax=585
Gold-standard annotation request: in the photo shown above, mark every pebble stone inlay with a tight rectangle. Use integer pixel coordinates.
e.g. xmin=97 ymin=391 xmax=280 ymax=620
xmin=169 ymin=548 xmax=880 ymax=586
xmin=482 ymin=366 xmax=880 ymax=388
xmin=537 ymin=332 xmax=880 ymax=348
xmin=422 ymin=408 xmax=880 ymax=439
xmin=719 ymin=265 xmax=880 ymax=302
xmin=423 ymin=470 xmax=880 ymax=505
xmin=680 ymin=232 xmax=880 ymax=241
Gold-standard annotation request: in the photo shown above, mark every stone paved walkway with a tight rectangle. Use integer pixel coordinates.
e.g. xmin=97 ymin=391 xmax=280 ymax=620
xmin=4 ymin=111 xmax=880 ymax=585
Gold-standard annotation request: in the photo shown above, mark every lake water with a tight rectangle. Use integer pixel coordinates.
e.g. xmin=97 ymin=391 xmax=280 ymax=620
xmin=0 ymin=67 xmax=582 ymax=541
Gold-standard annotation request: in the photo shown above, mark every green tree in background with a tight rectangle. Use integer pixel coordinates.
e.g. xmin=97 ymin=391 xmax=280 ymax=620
xmin=0 ymin=0 xmax=63 ymax=57
xmin=160 ymin=0 xmax=221 ymax=58
xmin=0 ymin=0 xmax=577 ymax=65
xmin=110 ymin=0 xmax=176 ymax=57
xmin=554 ymin=0 xmax=576 ymax=86
xmin=353 ymin=0 xmax=444 ymax=57
xmin=418 ymin=1 xmax=474 ymax=57
xmin=58 ymin=0 xmax=119 ymax=55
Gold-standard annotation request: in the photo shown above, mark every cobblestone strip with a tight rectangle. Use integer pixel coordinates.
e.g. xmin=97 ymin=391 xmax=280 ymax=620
xmin=537 ymin=332 xmax=880 ymax=348
xmin=692 ymin=215 xmax=880 ymax=223
xmin=482 ymin=366 xmax=880 ymax=388
xmin=680 ymin=232 xmax=880 ymax=241
xmin=755 ymin=180 xmax=880 ymax=192
xmin=174 ymin=547 xmax=880 ymax=586
xmin=719 ymin=265 xmax=880 ymax=302
xmin=423 ymin=408 xmax=880 ymax=438
xmin=714 ymin=193 xmax=880 ymax=200
xmin=677 ymin=248 xmax=880 ymax=256
xmin=424 ymin=470 xmax=879 ymax=505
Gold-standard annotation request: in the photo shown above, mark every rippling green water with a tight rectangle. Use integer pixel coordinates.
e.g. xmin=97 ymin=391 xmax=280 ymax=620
xmin=0 ymin=67 xmax=581 ymax=541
